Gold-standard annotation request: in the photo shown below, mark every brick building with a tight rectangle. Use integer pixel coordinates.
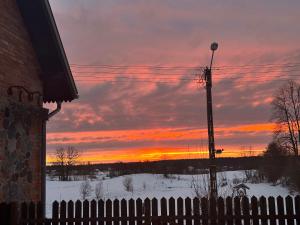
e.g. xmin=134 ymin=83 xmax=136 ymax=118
xmin=0 ymin=0 xmax=78 ymax=203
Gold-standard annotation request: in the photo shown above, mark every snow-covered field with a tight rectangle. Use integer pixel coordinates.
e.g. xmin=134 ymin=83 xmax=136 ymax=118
xmin=46 ymin=170 xmax=296 ymax=216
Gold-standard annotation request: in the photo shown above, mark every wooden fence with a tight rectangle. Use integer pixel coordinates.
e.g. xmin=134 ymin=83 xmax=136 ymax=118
xmin=1 ymin=196 xmax=300 ymax=225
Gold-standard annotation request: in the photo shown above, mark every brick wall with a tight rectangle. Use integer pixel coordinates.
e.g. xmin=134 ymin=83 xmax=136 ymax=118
xmin=0 ymin=0 xmax=46 ymax=202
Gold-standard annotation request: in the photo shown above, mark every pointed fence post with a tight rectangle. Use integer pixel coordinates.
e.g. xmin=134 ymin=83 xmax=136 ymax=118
xmin=121 ymin=199 xmax=127 ymax=225
xmin=113 ymin=199 xmax=120 ymax=225
xmin=91 ymin=200 xmax=97 ymax=225
xmin=268 ymin=197 xmax=276 ymax=225
xmin=129 ymin=199 xmax=135 ymax=225
xmin=144 ymin=198 xmax=151 ymax=225
xmin=259 ymin=196 xmax=267 ymax=225
xmin=234 ymin=197 xmax=241 ymax=225
xmin=177 ymin=198 xmax=184 ymax=225
xmin=98 ymin=200 xmax=105 ymax=225
xmin=161 ymin=198 xmax=167 ymax=225
xmin=226 ymin=197 xmax=233 ymax=225
xmin=251 ymin=197 xmax=258 ymax=225
xmin=136 ymin=198 xmax=143 ymax=225
xmin=242 ymin=197 xmax=250 ymax=225
xmin=217 ymin=197 xmax=225 ymax=225
xmin=286 ymin=196 xmax=294 ymax=225
xmin=209 ymin=197 xmax=217 ymax=225
xmin=75 ymin=200 xmax=82 ymax=225
xmin=83 ymin=200 xmax=90 ymax=225
xmin=193 ymin=198 xmax=200 ymax=225
xmin=185 ymin=198 xmax=192 ymax=225
xmin=67 ymin=200 xmax=74 ymax=225
xmin=52 ymin=201 xmax=59 ymax=225
xmin=106 ymin=199 xmax=113 ymax=225
xmin=60 ymin=200 xmax=67 ymax=225
xmin=277 ymin=196 xmax=285 ymax=225
xmin=169 ymin=198 xmax=176 ymax=225
xmin=152 ymin=198 xmax=158 ymax=225
xmin=201 ymin=197 xmax=208 ymax=225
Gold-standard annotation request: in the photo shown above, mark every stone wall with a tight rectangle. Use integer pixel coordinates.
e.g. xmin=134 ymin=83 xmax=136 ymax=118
xmin=0 ymin=0 xmax=46 ymax=202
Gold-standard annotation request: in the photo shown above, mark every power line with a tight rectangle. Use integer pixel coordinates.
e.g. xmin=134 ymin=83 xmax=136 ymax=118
xmin=70 ymin=62 xmax=300 ymax=69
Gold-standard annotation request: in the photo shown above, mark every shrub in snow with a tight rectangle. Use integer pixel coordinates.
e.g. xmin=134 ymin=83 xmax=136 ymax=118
xmin=232 ymin=176 xmax=242 ymax=185
xmin=80 ymin=180 xmax=93 ymax=200
xmin=123 ymin=176 xmax=134 ymax=193
xmin=95 ymin=181 xmax=104 ymax=200
xmin=142 ymin=182 xmax=147 ymax=191
xmin=218 ymin=172 xmax=228 ymax=187
xmin=191 ymin=174 xmax=209 ymax=198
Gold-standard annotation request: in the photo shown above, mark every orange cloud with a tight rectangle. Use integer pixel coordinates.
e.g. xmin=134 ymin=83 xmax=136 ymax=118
xmin=46 ymin=122 xmax=274 ymax=163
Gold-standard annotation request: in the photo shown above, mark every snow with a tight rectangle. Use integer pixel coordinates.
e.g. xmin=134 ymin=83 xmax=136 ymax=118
xmin=46 ymin=170 xmax=296 ymax=217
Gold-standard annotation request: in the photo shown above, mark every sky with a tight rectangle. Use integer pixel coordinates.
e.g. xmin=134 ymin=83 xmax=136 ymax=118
xmin=46 ymin=0 xmax=300 ymax=163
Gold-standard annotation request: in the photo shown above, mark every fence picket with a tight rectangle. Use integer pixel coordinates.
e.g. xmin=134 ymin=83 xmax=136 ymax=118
xmin=151 ymin=198 xmax=158 ymax=225
xmin=217 ymin=197 xmax=225 ymax=225
xmin=185 ymin=198 xmax=192 ymax=225
xmin=113 ymin=199 xmax=120 ymax=225
xmin=67 ymin=200 xmax=74 ymax=225
xmin=251 ymin=197 xmax=259 ymax=225
xmin=144 ymin=198 xmax=151 ymax=225
xmin=295 ymin=195 xmax=300 ymax=225
xmin=209 ymin=197 xmax=217 ymax=225
xmin=268 ymin=197 xmax=276 ymax=225
xmin=226 ymin=197 xmax=233 ymax=225
xmin=260 ymin=196 xmax=268 ymax=225
xmin=91 ymin=200 xmax=97 ymax=225
xmin=106 ymin=200 xmax=112 ymax=225
xmin=242 ymin=197 xmax=250 ymax=225
xmin=52 ymin=201 xmax=59 ymax=225
xmin=161 ymin=198 xmax=167 ymax=225
xmin=136 ymin=198 xmax=143 ymax=225
xmin=128 ymin=199 xmax=135 ymax=225
xmin=60 ymin=200 xmax=67 ymax=225
xmin=83 ymin=200 xmax=89 ymax=225
xmin=121 ymin=199 xmax=127 ymax=225
xmin=75 ymin=200 xmax=82 ymax=225
xmin=98 ymin=200 xmax=105 ymax=225
xmin=234 ymin=197 xmax=241 ymax=225
xmin=169 ymin=198 xmax=176 ymax=225
xmin=177 ymin=197 xmax=183 ymax=225
xmin=201 ymin=197 xmax=208 ymax=225
xmin=193 ymin=198 xmax=200 ymax=225
xmin=277 ymin=196 xmax=285 ymax=225
xmin=286 ymin=196 xmax=294 ymax=225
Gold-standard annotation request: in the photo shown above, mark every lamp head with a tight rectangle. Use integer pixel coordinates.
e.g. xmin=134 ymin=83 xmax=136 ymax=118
xmin=210 ymin=42 xmax=218 ymax=51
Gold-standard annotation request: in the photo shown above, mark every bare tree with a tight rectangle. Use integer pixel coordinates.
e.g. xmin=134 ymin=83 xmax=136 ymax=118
xmin=65 ymin=146 xmax=80 ymax=180
xmin=271 ymin=80 xmax=300 ymax=156
xmin=66 ymin=146 xmax=80 ymax=166
xmin=80 ymin=180 xmax=93 ymax=200
xmin=95 ymin=181 xmax=104 ymax=200
xmin=54 ymin=146 xmax=81 ymax=181
xmin=122 ymin=176 xmax=134 ymax=193
xmin=55 ymin=147 xmax=66 ymax=181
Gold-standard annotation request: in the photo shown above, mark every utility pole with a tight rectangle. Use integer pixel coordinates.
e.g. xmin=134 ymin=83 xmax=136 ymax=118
xmin=203 ymin=42 xmax=219 ymax=199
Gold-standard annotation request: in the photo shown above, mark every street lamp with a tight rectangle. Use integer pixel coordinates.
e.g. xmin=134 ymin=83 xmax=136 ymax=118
xmin=204 ymin=42 xmax=218 ymax=199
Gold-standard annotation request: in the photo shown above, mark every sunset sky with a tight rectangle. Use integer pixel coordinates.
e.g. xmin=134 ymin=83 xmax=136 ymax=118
xmin=46 ymin=0 xmax=300 ymax=163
